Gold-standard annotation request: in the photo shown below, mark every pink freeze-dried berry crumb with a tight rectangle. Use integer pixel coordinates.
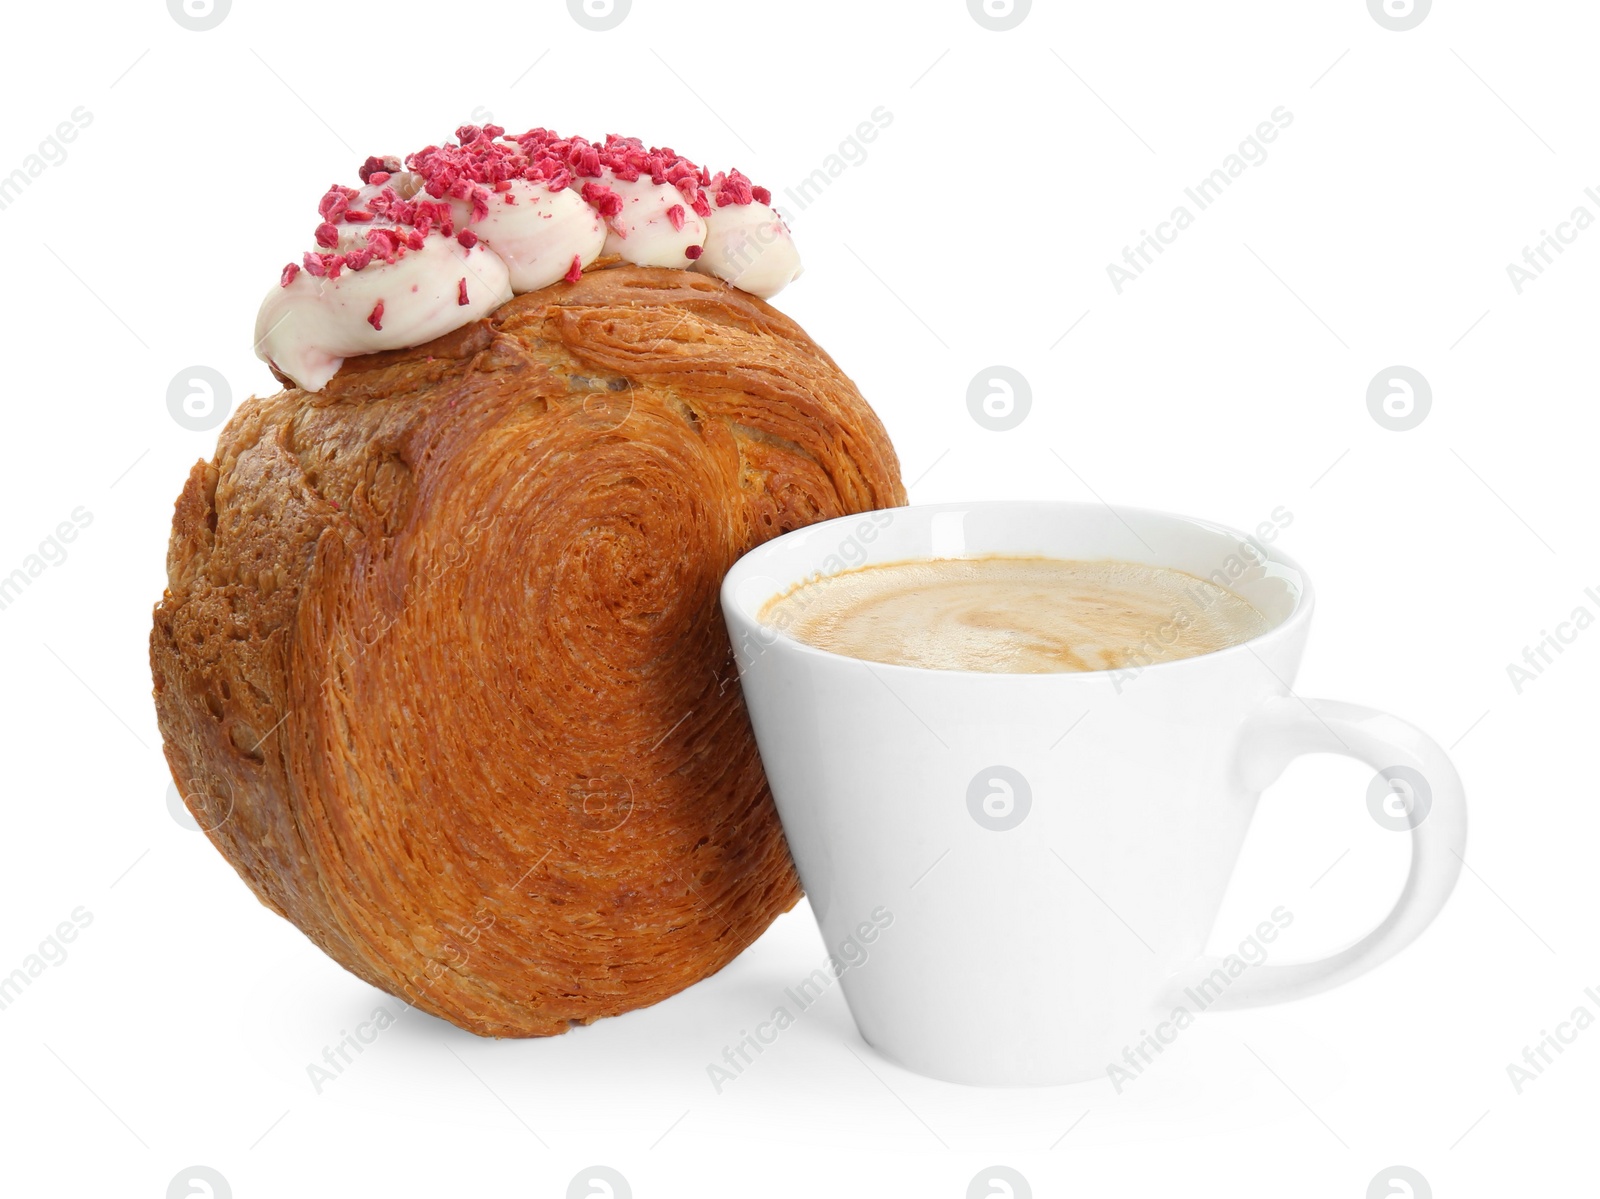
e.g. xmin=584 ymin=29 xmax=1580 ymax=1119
xmin=358 ymin=155 xmax=393 ymax=184
xmin=581 ymin=181 xmax=623 ymax=218
xmin=564 ymin=254 xmax=582 ymax=284
xmin=367 ymin=301 xmax=385 ymax=331
xmin=715 ymin=170 xmax=754 ymax=207
xmin=280 ymin=263 xmax=300 ymax=287
xmin=685 ymin=244 xmax=703 ymax=260
xmin=457 ymin=278 xmax=469 ymax=306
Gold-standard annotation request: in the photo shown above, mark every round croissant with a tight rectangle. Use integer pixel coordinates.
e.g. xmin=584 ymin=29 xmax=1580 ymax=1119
xmin=150 ymin=265 xmax=904 ymax=1036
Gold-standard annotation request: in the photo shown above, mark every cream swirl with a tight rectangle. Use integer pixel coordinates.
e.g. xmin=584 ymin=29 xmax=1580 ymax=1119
xmin=256 ymin=235 xmax=512 ymax=394
xmin=453 ymin=179 xmax=608 ymax=292
xmin=595 ymin=173 xmax=709 ymax=267
xmin=694 ymin=198 xmax=801 ymax=299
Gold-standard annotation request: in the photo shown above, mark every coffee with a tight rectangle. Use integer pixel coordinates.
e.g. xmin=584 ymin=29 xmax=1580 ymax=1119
xmin=759 ymin=556 xmax=1269 ymax=674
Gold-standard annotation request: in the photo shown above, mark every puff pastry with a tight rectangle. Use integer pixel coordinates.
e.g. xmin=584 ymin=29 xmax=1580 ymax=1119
xmin=150 ymin=265 xmax=904 ymax=1036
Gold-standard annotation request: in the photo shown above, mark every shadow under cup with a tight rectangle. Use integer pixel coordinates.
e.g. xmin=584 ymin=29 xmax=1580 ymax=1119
xmin=722 ymin=501 xmax=1463 ymax=1087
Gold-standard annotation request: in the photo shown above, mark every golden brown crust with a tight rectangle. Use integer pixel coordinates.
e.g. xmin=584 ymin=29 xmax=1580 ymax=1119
xmin=150 ymin=266 xmax=904 ymax=1036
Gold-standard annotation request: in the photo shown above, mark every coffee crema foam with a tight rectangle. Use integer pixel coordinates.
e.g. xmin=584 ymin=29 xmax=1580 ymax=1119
xmin=759 ymin=556 xmax=1270 ymax=674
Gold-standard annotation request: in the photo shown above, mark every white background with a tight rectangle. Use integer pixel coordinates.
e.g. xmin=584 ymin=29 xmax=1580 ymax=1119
xmin=0 ymin=0 xmax=1594 ymax=1195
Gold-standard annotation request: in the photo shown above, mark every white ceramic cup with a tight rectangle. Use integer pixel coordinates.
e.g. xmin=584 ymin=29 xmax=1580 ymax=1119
xmin=721 ymin=501 xmax=1467 ymax=1086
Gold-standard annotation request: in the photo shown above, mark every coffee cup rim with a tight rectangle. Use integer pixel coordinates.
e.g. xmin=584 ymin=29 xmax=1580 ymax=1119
xmin=720 ymin=499 xmax=1316 ymax=681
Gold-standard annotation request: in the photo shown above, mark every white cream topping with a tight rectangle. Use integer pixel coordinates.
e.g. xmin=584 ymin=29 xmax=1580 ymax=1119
xmin=450 ymin=180 xmax=607 ymax=292
xmin=258 ymin=159 xmax=801 ymax=391
xmin=596 ymin=173 xmax=709 ymax=267
xmin=694 ymin=199 xmax=802 ymax=299
xmin=255 ymin=236 xmax=513 ymax=393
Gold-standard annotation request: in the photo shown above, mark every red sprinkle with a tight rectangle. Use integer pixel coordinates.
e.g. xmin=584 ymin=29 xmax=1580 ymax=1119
xmin=568 ymin=143 xmax=601 ymax=177
xmin=280 ymin=263 xmax=300 ymax=287
xmin=302 ymin=251 xmax=343 ymax=279
xmin=358 ymin=155 xmax=397 ymax=184
xmin=714 ymin=169 xmax=754 ymax=207
xmin=457 ymin=277 xmax=469 ymax=306
xmin=564 ymin=254 xmax=583 ymax=283
xmin=457 ymin=229 xmax=478 ymax=249
xmin=367 ymin=301 xmax=385 ymax=331
xmin=580 ymin=181 xmax=623 ymax=218
xmin=366 ymin=228 xmax=401 ymax=261
xmin=684 ymin=244 xmax=703 ymax=260
xmin=318 ymin=184 xmax=356 ymax=221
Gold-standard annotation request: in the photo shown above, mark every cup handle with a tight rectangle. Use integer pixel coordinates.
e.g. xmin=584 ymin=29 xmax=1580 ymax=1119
xmin=1166 ymin=695 xmax=1467 ymax=1009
